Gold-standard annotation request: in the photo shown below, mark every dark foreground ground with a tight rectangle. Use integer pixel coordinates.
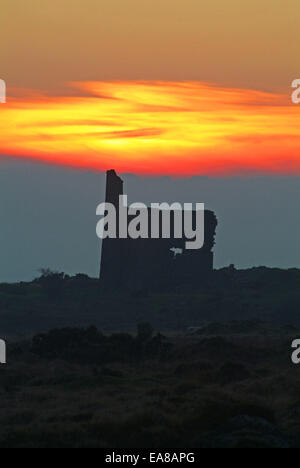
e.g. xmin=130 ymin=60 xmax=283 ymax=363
xmin=0 ymin=322 xmax=300 ymax=448
xmin=0 ymin=266 xmax=300 ymax=336
xmin=0 ymin=267 xmax=300 ymax=448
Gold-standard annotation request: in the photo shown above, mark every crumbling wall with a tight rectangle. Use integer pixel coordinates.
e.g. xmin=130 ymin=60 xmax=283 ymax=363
xmin=100 ymin=170 xmax=217 ymax=291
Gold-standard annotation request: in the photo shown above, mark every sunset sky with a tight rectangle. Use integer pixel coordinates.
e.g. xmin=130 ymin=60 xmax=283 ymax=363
xmin=1 ymin=1 xmax=300 ymax=281
xmin=1 ymin=81 xmax=300 ymax=175
xmin=1 ymin=0 xmax=299 ymax=175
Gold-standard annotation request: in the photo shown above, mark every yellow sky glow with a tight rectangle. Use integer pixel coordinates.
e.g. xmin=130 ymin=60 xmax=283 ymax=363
xmin=0 ymin=81 xmax=299 ymax=175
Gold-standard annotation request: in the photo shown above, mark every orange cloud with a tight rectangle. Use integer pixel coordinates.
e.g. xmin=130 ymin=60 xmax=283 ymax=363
xmin=0 ymin=81 xmax=299 ymax=176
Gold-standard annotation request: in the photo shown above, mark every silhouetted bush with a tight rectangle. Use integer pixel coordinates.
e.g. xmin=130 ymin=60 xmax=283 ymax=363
xmin=30 ymin=326 xmax=169 ymax=364
xmin=37 ymin=268 xmax=66 ymax=301
xmin=137 ymin=322 xmax=154 ymax=342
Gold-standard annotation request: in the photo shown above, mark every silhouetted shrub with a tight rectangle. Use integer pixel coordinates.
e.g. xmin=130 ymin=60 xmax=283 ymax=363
xmin=137 ymin=322 xmax=154 ymax=342
xmin=37 ymin=268 xmax=66 ymax=300
xmin=30 ymin=326 xmax=169 ymax=364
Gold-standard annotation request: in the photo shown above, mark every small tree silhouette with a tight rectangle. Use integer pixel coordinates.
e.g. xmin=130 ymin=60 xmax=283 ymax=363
xmin=137 ymin=322 xmax=154 ymax=343
xmin=38 ymin=268 xmax=66 ymax=301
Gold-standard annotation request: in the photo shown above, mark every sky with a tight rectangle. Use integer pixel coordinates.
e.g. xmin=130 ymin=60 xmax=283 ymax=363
xmin=1 ymin=81 xmax=300 ymax=175
xmin=0 ymin=1 xmax=299 ymax=175
xmin=1 ymin=159 xmax=299 ymax=283
xmin=1 ymin=0 xmax=299 ymax=90
xmin=0 ymin=0 xmax=299 ymax=280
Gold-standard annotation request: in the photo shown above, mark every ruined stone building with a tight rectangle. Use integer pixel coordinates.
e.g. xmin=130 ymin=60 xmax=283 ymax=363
xmin=100 ymin=170 xmax=217 ymax=290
